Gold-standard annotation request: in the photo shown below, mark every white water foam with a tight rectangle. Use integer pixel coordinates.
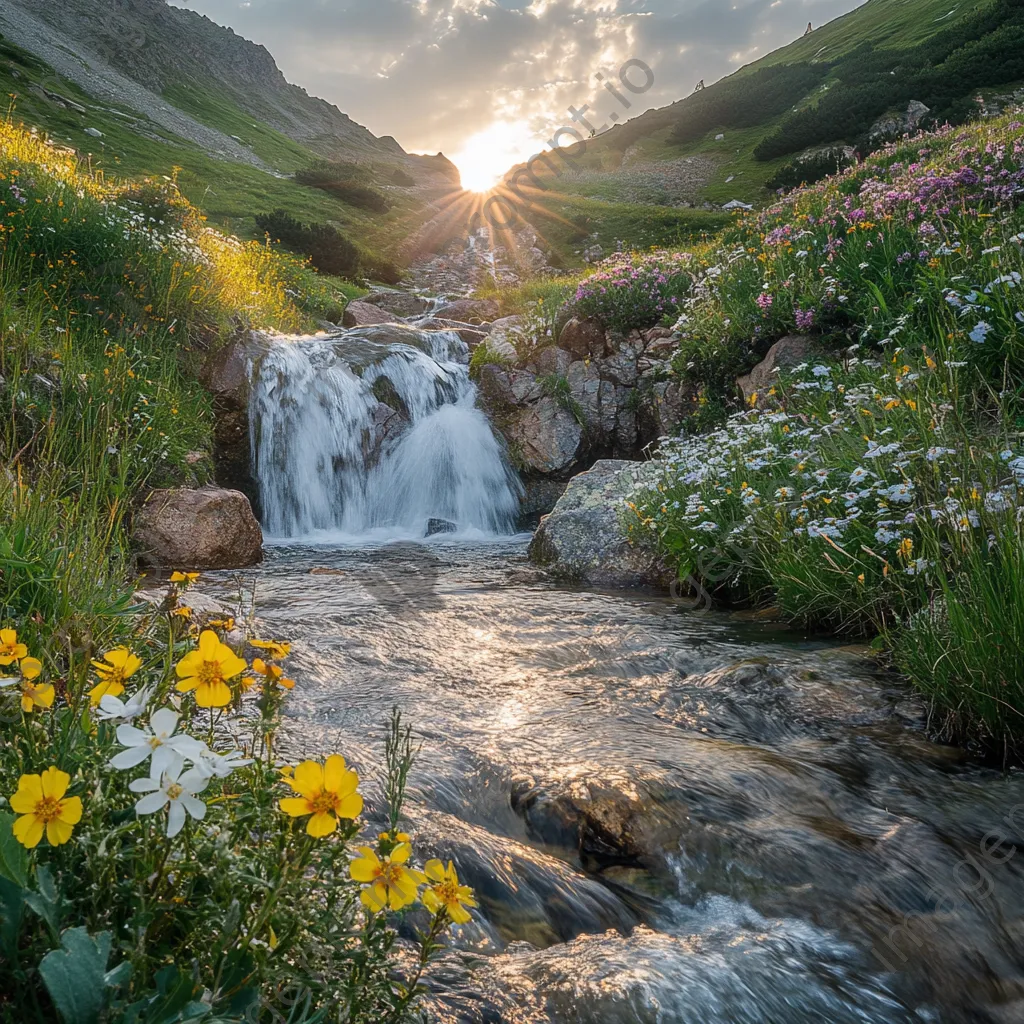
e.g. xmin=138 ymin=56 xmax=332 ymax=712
xmin=249 ymin=326 xmax=522 ymax=542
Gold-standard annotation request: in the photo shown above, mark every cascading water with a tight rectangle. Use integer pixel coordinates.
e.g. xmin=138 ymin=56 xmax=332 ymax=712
xmin=249 ymin=324 xmax=522 ymax=541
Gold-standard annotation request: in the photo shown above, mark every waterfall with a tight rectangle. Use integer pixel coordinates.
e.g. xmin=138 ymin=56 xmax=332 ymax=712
xmin=249 ymin=324 xmax=522 ymax=541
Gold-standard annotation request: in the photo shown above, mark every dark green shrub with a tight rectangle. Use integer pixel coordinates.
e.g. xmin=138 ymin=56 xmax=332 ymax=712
xmin=256 ymin=209 xmax=361 ymax=279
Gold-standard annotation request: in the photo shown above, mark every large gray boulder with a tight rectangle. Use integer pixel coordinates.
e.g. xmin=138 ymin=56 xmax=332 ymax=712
xmin=134 ymin=487 xmax=263 ymax=570
xmin=529 ymin=461 xmax=671 ymax=587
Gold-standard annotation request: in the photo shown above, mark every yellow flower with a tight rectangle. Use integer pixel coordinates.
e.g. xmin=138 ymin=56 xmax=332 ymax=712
xmin=208 ymin=617 xmax=235 ymax=631
xmin=0 ymin=628 xmax=28 ymax=666
xmin=251 ymin=639 xmax=291 ymax=660
xmin=253 ymin=658 xmax=295 ymax=690
xmin=279 ymin=755 xmax=362 ymax=836
xmin=421 ymin=859 xmax=477 ymax=925
xmin=349 ymin=843 xmax=423 ymax=911
xmin=897 ymin=538 xmax=914 ymax=561
xmin=175 ymin=630 xmax=247 ymax=708
xmin=9 ymin=767 xmax=82 ymax=849
xmin=170 ymin=606 xmax=192 ymax=619
xmin=88 ymin=647 xmax=142 ymax=706
xmin=170 ymin=571 xmax=200 ymax=585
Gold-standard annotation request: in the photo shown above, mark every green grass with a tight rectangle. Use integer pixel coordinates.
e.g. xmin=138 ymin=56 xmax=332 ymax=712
xmin=0 ymin=36 xmax=433 ymax=265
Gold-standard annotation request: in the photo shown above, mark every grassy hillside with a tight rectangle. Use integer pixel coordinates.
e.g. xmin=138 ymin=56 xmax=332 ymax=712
xmin=522 ymin=0 xmax=1018 ymax=210
xmin=534 ymin=109 xmax=1024 ymax=752
xmin=0 ymin=32 xmax=445 ymax=274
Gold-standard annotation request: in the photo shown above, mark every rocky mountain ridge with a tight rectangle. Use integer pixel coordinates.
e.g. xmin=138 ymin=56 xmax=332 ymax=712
xmin=4 ymin=0 xmax=458 ymax=182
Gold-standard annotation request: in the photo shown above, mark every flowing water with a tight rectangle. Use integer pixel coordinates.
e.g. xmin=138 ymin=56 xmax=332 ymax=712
xmin=220 ymin=327 xmax=1024 ymax=1023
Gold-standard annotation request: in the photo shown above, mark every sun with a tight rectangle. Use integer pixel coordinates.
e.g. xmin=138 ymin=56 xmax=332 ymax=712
xmin=450 ymin=120 xmax=538 ymax=193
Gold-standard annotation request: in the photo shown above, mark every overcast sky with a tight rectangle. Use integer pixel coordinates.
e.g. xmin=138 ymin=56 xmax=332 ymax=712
xmin=170 ymin=0 xmax=865 ymax=174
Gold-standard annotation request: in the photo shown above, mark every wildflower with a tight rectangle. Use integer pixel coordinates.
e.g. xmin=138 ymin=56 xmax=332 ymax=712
xmin=349 ymin=843 xmax=423 ymax=911
xmin=169 ymin=571 xmax=200 ymax=585
xmin=108 ymin=707 xmax=205 ymax=779
xmin=969 ymin=321 xmax=993 ymax=344
xmin=849 ymin=467 xmax=870 ymax=485
xmin=10 ymin=768 xmax=82 ymax=849
xmin=0 ymin=628 xmax=28 ymax=666
xmin=130 ymin=764 xmax=209 ymax=838
xmin=422 ymin=859 xmax=477 ymax=925
xmin=279 ymin=755 xmax=363 ymax=837
xmin=175 ymin=630 xmax=247 ymax=708
xmin=251 ymin=639 xmax=291 ymax=660
xmin=193 ymin=747 xmax=252 ymax=780
xmin=897 ymin=538 xmax=914 ymax=561
xmin=905 ymin=558 xmax=932 ymax=576
xmin=0 ymin=654 xmax=53 ymax=712
xmin=253 ymin=658 xmax=295 ymax=690
xmin=88 ymin=647 xmax=142 ymax=706
xmin=96 ymin=684 xmax=156 ymax=723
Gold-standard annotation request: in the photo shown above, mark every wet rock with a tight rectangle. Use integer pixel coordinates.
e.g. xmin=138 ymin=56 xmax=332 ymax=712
xmin=427 ymin=517 xmax=457 ymax=536
xmin=512 ymin=776 xmax=651 ymax=866
xmin=342 ymin=300 xmax=395 ymax=327
xmin=363 ymin=290 xmax=429 ymax=317
xmin=415 ymin=318 xmax=489 ymax=349
xmin=517 ymin=478 xmax=569 ymax=527
xmin=558 ymin=317 xmax=607 ymax=361
xmin=133 ymin=487 xmax=263 ymax=570
xmin=199 ymin=331 xmax=267 ymax=499
xmin=363 ymin=401 xmax=408 ymax=466
xmin=736 ymin=334 xmax=827 ymax=404
xmin=433 ymin=298 xmax=500 ymax=323
xmin=505 ymin=396 xmax=584 ymax=474
xmin=476 ymin=364 xmax=516 ymax=408
xmin=528 ymin=460 xmax=671 ymax=587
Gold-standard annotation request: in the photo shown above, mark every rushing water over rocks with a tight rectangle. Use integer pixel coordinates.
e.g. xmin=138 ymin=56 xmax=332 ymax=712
xmin=248 ymin=324 xmax=521 ymax=541
xmin=205 ymin=543 xmax=1024 ymax=1024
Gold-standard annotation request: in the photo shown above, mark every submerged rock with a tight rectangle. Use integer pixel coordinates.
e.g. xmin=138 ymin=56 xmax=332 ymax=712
xmin=133 ymin=487 xmax=263 ymax=569
xmin=426 ymin=517 xmax=457 ymax=536
xmin=528 ymin=460 xmax=670 ymax=587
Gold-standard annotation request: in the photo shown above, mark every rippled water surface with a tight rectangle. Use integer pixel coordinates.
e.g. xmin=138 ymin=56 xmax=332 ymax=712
xmin=206 ymin=540 xmax=1024 ymax=1024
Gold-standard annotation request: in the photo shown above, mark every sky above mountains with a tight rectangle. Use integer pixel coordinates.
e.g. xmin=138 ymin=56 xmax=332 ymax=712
xmin=171 ymin=0 xmax=864 ymax=179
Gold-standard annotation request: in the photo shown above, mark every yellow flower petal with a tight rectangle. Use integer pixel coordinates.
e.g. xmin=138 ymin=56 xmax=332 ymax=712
xmin=20 ymin=657 xmax=42 ymax=680
xmin=279 ymin=797 xmax=312 ymax=818
xmin=40 ymin=767 xmax=69 ymax=801
xmin=306 ymin=811 xmax=337 ymax=838
xmin=59 ymin=796 xmax=82 ymax=825
xmin=291 ymin=760 xmax=324 ymax=798
xmin=46 ymin=818 xmax=74 ymax=846
xmin=13 ymin=814 xmax=43 ymax=849
xmin=424 ymin=859 xmax=446 ymax=883
xmin=10 ymin=775 xmax=42 ymax=813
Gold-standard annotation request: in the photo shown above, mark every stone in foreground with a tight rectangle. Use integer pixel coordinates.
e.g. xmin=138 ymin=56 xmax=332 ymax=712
xmin=134 ymin=487 xmax=263 ymax=569
xmin=528 ymin=460 xmax=671 ymax=588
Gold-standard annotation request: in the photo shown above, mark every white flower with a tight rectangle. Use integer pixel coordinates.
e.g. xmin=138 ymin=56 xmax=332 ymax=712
xmin=130 ymin=764 xmax=209 ymax=838
xmin=109 ymin=707 xmax=205 ymax=780
xmin=904 ymin=558 xmax=932 ymax=576
xmin=96 ymin=684 xmax=156 ymax=723
xmin=193 ymin=747 xmax=253 ymax=780
xmin=849 ymin=467 xmax=870 ymax=484
xmin=811 ymin=365 xmax=831 ymax=377
xmin=969 ymin=321 xmax=993 ymax=344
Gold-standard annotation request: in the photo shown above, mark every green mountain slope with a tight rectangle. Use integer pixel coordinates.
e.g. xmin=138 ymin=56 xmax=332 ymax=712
xmin=518 ymin=0 xmax=1021 ymax=215
xmin=0 ymin=0 xmax=462 ymax=275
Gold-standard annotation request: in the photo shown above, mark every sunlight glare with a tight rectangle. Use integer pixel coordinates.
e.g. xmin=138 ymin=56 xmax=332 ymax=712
xmin=451 ymin=120 xmax=538 ymax=193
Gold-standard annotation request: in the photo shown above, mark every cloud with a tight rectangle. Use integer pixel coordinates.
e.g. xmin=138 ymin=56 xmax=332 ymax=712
xmin=171 ymin=0 xmax=864 ymax=158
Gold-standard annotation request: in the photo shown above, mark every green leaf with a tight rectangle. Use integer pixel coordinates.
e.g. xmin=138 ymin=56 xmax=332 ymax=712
xmin=870 ymin=634 xmax=887 ymax=651
xmin=38 ymin=927 xmax=114 ymax=1024
xmin=0 ymin=876 xmax=25 ymax=962
xmin=0 ymin=811 xmax=28 ymax=888
xmin=24 ymin=864 xmax=61 ymax=937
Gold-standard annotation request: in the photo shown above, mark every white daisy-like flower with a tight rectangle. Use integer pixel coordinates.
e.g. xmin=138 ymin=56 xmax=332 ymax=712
xmin=109 ymin=707 xmax=205 ymax=780
xmin=129 ymin=764 xmax=209 ymax=838
xmin=849 ymin=467 xmax=870 ymax=484
xmin=193 ymin=747 xmax=253 ymax=780
xmin=95 ymin=684 xmax=156 ymax=723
